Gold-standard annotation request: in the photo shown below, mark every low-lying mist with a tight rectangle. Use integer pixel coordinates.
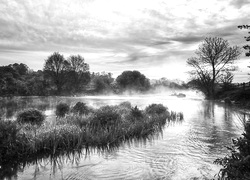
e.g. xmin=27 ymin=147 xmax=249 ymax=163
xmin=81 ymin=87 xmax=204 ymax=100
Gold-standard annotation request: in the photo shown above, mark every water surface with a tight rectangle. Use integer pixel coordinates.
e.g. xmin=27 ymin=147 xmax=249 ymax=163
xmin=0 ymin=93 xmax=245 ymax=180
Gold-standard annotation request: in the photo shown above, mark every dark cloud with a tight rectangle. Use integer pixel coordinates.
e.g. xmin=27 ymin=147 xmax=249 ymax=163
xmin=170 ymin=35 xmax=204 ymax=44
xmin=230 ymin=0 xmax=250 ymax=9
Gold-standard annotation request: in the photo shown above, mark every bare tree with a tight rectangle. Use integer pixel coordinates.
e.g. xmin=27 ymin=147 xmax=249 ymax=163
xmin=187 ymin=37 xmax=241 ymax=99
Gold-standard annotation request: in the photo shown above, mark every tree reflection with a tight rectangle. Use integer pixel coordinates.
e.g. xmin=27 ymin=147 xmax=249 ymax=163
xmin=202 ymin=101 xmax=215 ymax=120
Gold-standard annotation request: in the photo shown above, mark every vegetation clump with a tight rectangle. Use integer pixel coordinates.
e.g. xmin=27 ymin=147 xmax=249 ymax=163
xmin=145 ymin=104 xmax=167 ymax=115
xmin=17 ymin=109 xmax=45 ymax=125
xmin=130 ymin=106 xmax=143 ymax=119
xmin=0 ymin=102 xmax=183 ymax=170
xmin=71 ymin=102 xmax=89 ymax=115
xmin=56 ymin=103 xmax=70 ymax=117
xmin=90 ymin=106 xmax=121 ymax=129
xmin=215 ymin=120 xmax=250 ymax=179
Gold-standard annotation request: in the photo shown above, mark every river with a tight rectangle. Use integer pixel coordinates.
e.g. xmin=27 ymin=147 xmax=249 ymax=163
xmin=0 ymin=92 xmax=245 ymax=180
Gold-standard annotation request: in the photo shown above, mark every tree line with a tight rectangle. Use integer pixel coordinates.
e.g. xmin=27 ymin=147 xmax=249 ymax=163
xmin=4 ymin=34 xmax=248 ymax=99
xmin=0 ymin=52 xmax=166 ymax=97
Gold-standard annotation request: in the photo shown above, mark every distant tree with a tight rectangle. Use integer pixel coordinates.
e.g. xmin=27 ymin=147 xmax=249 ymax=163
xmin=152 ymin=78 xmax=187 ymax=89
xmin=43 ymin=52 xmax=69 ymax=94
xmin=11 ymin=63 xmax=29 ymax=76
xmin=187 ymin=37 xmax=241 ymax=99
xmin=116 ymin=70 xmax=150 ymax=91
xmin=67 ymin=55 xmax=90 ymax=94
xmin=92 ymin=72 xmax=114 ymax=93
xmin=0 ymin=65 xmax=19 ymax=96
xmin=26 ymin=70 xmax=51 ymax=96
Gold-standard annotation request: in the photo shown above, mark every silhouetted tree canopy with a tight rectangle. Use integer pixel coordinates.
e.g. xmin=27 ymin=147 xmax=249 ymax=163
xmin=91 ymin=72 xmax=114 ymax=93
xmin=116 ymin=70 xmax=150 ymax=91
xmin=44 ymin=52 xmax=69 ymax=94
xmin=66 ymin=55 xmax=91 ymax=94
xmin=187 ymin=37 xmax=241 ymax=99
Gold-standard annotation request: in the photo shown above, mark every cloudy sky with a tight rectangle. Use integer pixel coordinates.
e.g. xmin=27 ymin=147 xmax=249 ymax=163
xmin=0 ymin=0 xmax=250 ymax=82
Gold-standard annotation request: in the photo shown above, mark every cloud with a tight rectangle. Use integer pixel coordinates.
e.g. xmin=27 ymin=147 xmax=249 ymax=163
xmin=170 ymin=35 xmax=204 ymax=45
xmin=1 ymin=0 xmax=250 ymax=81
xmin=230 ymin=0 xmax=250 ymax=9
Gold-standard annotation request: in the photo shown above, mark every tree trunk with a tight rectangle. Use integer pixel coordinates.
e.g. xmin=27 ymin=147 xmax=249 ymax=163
xmin=211 ymin=63 xmax=216 ymax=99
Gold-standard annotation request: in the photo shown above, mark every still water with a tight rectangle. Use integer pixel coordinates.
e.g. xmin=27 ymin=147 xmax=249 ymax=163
xmin=0 ymin=93 xmax=245 ymax=180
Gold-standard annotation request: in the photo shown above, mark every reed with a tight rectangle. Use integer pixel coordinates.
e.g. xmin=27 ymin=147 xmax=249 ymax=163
xmin=0 ymin=102 xmax=183 ymax=164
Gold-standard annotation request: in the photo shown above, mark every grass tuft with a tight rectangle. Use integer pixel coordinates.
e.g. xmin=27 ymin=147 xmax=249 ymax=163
xmin=56 ymin=103 xmax=70 ymax=118
xmin=17 ymin=109 xmax=45 ymax=125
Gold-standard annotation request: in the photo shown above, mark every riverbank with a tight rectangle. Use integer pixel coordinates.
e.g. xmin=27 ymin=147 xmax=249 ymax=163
xmin=216 ymin=88 xmax=250 ymax=108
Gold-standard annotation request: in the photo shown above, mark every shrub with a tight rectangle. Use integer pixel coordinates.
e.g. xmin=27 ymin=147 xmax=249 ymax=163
xmin=17 ymin=109 xmax=45 ymax=125
xmin=56 ymin=103 xmax=70 ymax=118
xmin=214 ymin=121 xmax=250 ymax=179
xmin=145 ymin=104 xmax=167 ymax=115
xmin=71 ymin=102 xmax=89 ymax=115
xmin=90 ymin=106 xmax=121 ymax=129
xmin=119 ymin=101 xmax=132 ymax=109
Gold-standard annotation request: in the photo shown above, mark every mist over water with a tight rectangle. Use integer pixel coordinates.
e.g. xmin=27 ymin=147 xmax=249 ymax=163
xmin=0 ymin=91 xmax=244 ymax=180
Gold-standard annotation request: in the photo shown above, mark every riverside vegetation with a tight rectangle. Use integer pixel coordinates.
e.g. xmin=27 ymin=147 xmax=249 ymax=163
xmin=214 ymin=114 xmax=250 ymax=180
xmin=0 ymin=102 xmax=183 ymax=174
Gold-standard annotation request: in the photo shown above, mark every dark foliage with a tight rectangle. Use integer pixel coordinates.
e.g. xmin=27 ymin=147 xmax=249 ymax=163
xmin=116 ymin=70 xmax=150 ymax=92
xmin=90 ymin=106 xmax=121 ymax=129
xmin=17 ymin=109 xmax=45 ymax=125
xmin=0 ymin=120 xmax=19 ymax=162
xmin=71 ymin=102 xmax=89 ymax=115
xmin=56 ymin=103 xmax=70 ymax=118
xmin=145 ymin=104 xmax=167 ymax=115
xmin=215 ymin=121 xmax=250 ymax=179
xmin=130 ymin=106 xmax=144 ymax=119
xmin=90 ymin=72 xmax=114 ymax=93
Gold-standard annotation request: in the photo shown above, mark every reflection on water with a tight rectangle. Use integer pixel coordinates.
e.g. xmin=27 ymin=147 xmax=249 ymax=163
xmin=0 ymin=94 xmax=246 ymax=180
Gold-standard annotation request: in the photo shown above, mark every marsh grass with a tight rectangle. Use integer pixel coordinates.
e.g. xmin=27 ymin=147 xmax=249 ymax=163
xmin=0 ymin=102 xmax=183 ymax=169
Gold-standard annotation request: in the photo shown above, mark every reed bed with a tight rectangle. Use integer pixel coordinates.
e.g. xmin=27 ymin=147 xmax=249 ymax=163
xmin=0 ymin=102 xmax=183 ymax=164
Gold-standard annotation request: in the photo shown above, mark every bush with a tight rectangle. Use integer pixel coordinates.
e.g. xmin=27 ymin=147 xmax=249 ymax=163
xmin=215 ymin=121 xmax=250 ymax=179
xmin=118 ymin=101 xmax=132 ymax=109
xmin=56 ymin=103 xmax=70 ymax=118
xmin=71 ymin=102 xmax=89 ymax=115
xmin=145 ymin=104 xmax=167 ymax=115
xmin=90 ymin=106 xmax=121 ymax=129
xmin=17 ymin=109 xmax=45 ymax=125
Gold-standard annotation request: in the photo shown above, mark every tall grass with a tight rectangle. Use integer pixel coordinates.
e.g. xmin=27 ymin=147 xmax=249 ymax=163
xmin=0 ymin=102 xmax=183 ymax=165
